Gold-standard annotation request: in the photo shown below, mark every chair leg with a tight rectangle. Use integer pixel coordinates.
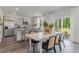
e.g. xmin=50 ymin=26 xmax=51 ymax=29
xmin=33 ymin=44 xmax=35 ymax=53
xmin=35 ymin=44 xmax=38 ymax=53
xmin=54 ymin=47 xmax=56 ymax=53
xmin=46 ymin=51 xmax=48 ymax=53
xmin=45 ymin=50 xmax=48 ymax=53
xmin=63 ymin=41 xmax=65 ymax=48
xmin=59 ymin=43 xmax=61 ymax=52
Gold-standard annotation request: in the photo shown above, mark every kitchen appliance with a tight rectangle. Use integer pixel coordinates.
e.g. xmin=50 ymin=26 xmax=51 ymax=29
xmin=3 ymin=20 xmax=14 ymax=37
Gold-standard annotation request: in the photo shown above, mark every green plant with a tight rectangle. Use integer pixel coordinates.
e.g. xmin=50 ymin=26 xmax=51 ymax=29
xmin=43 ymin=21 xmax=48 ymax=27
xmin=48 ymin=23 xmax=54 ymax=28
xmin=63 ymin=17 xmax=70 ymax=28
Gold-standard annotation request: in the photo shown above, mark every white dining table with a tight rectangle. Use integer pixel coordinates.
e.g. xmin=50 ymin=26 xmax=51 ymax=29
xmin=25 ymin=32 xmax=60 ymax=53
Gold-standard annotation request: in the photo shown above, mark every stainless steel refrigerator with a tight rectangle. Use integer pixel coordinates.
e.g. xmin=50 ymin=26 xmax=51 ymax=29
xmin=3 ymin=20 xmax=14 ymax=37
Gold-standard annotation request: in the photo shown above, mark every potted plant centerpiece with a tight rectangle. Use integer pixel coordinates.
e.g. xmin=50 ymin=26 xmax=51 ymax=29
xmin=48 ymin=23 xmax=54 ymax=33
xmin=43 ymin=21 xmax=49 ymax=32
xmin=43 ymin=21 xmax=54 ymax=33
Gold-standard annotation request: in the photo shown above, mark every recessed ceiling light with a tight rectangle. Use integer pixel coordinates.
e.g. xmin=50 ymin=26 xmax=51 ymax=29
xmin=16 ymin=8 xmax=19 ymax=11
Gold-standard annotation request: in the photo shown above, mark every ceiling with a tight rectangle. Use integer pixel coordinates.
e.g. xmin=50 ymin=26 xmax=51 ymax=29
xmin=0 ymin=6 xmax=68 ymax=17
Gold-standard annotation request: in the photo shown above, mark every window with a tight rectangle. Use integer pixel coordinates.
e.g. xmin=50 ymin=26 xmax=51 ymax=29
xmin=63 ymin=17 xmax=70 ymax=29
xmin=55 ymin=18 xmax=61 ymax=31
xmin=55 ymin=17 xmax=70 ymax=33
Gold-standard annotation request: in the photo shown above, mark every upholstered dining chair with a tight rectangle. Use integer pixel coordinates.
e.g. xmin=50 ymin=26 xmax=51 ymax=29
xmin=42 ymin=36 xmax=56 ymax=53
xmin=60 ymin=33 xmax=65 ymax=48
xmin=55 ymin=34 xmax=61 ymax=52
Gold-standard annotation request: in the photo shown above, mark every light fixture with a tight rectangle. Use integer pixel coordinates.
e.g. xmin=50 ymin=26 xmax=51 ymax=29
xmin=16 ymin=8 xmax=19 ymax=11
xmin=12 ymin=8 xmax=19 ymax=15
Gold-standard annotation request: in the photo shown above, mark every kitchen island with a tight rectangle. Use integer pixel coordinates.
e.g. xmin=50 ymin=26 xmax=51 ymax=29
xmin=15 ymin=25 xmax=40 ymax=41
xmin=15 ymin=25 xmax=30 ymax=41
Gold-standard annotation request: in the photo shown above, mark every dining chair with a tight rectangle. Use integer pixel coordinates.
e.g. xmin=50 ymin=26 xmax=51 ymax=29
xmin=31 ymin=39 xmax=39 ymax=53
xmin=55 ymin=34 xmax=61 ymax=52
xmin=60 ymin=33 xmax=65 ymax=48
xmin=42 ymin=36 xmax=56 ymax=53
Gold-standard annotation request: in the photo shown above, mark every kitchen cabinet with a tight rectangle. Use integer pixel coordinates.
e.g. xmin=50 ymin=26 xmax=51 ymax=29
xmin=16 ymin=29 xmax=21 ymax=41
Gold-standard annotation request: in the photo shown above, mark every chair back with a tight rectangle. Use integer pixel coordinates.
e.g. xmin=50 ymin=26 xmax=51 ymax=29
xmin=55 ymin=34 xmax=61 ymax=44
xmin=48 ymin=36 xmax=56 ymax=49
xmin=60 ymin=33 xmax=64 ymax=41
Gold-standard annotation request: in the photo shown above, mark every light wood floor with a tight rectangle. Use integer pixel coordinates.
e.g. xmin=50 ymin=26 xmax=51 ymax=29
xmin=0 ymin=37 xmax=79 ymax=53
xmin=0 ymin=37 xmax=29 ymax=53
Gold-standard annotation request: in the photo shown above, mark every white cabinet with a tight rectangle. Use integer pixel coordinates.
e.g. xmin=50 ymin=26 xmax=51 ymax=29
xmin=16 ymin=30 xmax=21 ymax=41
xmin=0 ymin=28 xmax=2 ymax=43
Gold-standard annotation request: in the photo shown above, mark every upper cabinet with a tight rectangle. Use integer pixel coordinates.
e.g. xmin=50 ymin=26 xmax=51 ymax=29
xmin=15 ymin=17 xmax=32 ymax=26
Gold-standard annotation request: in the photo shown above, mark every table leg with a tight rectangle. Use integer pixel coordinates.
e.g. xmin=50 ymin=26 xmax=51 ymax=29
xmin=29 ymin=38 xmax=31 ymax=51
xmin=39 ymin=40 xmax=42 ymax=53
